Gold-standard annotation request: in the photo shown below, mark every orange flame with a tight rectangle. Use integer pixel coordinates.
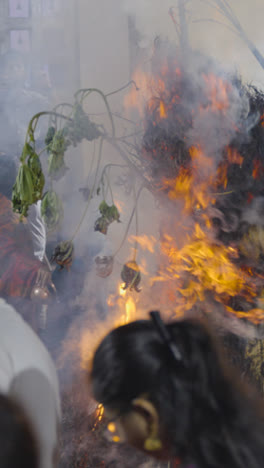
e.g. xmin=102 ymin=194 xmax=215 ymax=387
xmin=226 ymin=147 xmax=243 ymax=166
xmin=252 ymin=159 xmax=264 ymax=180
xmin=154 ymin=220 xmax=259 ymax=318
xmin=202 ymin=73 xmax=230 ymax=113
xmin=124 ymin=70 xmax=150 ymax=117
xmin=93 ymin=62 xmax=264 ymax=380
xmin=129 ymin=234 xmax=157 ymax=253
xmin=159 ymin=100 xmax=167 ymax=119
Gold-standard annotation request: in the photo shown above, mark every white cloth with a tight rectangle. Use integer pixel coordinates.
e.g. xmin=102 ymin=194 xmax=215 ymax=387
xmin=0 ymin=299 xmax=60 ymax=468
xmin=27 ymin=200 xmax=46 ymax=262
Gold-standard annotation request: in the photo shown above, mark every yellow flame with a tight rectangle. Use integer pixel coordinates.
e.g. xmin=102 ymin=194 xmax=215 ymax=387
xmin=92 ymin=404 xmax=105 ymax=432
xmin=97 ymin=403 xmax=104 ymax=421
xmin=129 ymin=234 xmax=157 ymax=253
xmin=125 ymin=296 xmax=136 ymax=323
xmin=159 ymin=100 xmax=167 ymax=118
xmin=80 ymin=63 xmax=264 ymax=395
xmin=119 ymin=283 xmax=126 ymax=297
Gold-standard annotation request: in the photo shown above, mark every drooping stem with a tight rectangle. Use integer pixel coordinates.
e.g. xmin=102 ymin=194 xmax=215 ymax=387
xmin=24 ymin=110 xmax=73 ymax=151
xmin=74 ymin=88 xmax=115 ymax=138
xmin=105 ymin=80 xmax=139 ymax=98
xmin=100 ymin=163 xmax=127 ymax=182
xmin=50 ymin=103 xmax=74 ymax=129
xmin=106 ymin=138 xmax=151 ymax=189
xmin=70 ymin=137 xmax=104 ymax=241
xmin=105 ymin=170 xmax=114 ymax=205
xmin=113 ymin=184 xmax=144 ymax=258
xmin=37 ymin=146 xmax=49 ymax=158
xmin=85 ymin=140 xmax=97 ymax=191
xmin=132 ymin=184 xmax=139 ymax=261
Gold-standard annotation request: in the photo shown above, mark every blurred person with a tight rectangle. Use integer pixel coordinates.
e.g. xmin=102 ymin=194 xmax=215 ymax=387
xmin=0 ymin=393 xmax=39 ymax=468
xmin=0 ymin=152 xmax=53 ymax=328
xmin=0 ymin=298 xmax=61 ymax=468
xmin=91 ymin=311 xmax=264 ymax=468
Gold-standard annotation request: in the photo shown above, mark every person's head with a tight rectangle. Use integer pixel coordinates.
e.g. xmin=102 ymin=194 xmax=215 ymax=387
xmin=0 ymin=394 xmax=38 ymax=468
xmin=91 ymin=312 xmax=224 ymax=460
xmin=91 ymin=312 xmax=264 ymax=466
xmin=0 ymin=153 xmax=17 ymax=199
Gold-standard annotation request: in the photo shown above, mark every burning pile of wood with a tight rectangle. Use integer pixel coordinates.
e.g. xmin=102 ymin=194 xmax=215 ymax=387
xmin=125 ymin=43 xmax=264 ymax=324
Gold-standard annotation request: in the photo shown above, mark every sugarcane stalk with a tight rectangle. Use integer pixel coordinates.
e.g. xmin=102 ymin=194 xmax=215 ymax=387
xmin=209 ymin=0 xmax=264 ymax=71
xmin=178 ymin=0 xmax=190 ymax=55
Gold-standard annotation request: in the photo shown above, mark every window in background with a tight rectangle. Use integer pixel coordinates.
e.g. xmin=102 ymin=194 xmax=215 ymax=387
xmin=9 ymin=0 xmax=30 ymax=18
xmin=10 ymin=29 xmax=31 ymax=53
xmin=41 ymin=0 xmax=59 ymax=16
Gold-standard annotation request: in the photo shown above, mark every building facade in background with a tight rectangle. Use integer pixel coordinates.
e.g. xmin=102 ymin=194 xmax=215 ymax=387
xmin=0 ymin=0 xmax=81 ymax=154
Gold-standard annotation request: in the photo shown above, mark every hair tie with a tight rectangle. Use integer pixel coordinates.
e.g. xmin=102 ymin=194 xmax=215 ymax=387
xmin=150 ymin=311 xmax=182 ymax=361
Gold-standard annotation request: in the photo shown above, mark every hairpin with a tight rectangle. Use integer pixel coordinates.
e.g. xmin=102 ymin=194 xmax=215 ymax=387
xmin=150 ymin=310 xmax=182 ymax=361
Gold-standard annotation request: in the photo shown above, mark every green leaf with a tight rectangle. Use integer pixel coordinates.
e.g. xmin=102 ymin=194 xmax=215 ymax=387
xmin=41 ymin=190 xmax=64 ymax=232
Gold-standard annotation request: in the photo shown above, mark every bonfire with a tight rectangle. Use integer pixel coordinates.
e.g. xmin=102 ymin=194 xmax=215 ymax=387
xmin=11 ymin=3 xmax=264 ymax=465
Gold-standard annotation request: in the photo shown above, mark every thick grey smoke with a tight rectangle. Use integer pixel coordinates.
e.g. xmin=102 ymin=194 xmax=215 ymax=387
xmin=123 ymin=0 xmax=264 ymax=86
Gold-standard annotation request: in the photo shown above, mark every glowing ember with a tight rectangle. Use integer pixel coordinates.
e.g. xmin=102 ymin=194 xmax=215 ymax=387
xmin=226 ymin=147 xmax=243 ymax=166
xmin=119 ymin=283 xmax=126 ymax=297
xmin=92 ymin=404 xmax=104 ymax=432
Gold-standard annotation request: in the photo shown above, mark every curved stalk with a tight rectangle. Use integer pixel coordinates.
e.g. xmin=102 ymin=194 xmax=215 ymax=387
xmin=105 ymin=80 xmax=139 ymax=98
xmin=132 ymin=184 xmax=139 ymax=262
xmin=113 ymin=184 xmax=144 ymax=258
xmin=70 ymin=137 xmax=104 ymax=241
xmin=105 ymin=170 xmax=114 ymax=205
xmin=24 ymin=110 xmax=73 ymax=152
xmin=74 ymin=88 xmax=115 ymax=138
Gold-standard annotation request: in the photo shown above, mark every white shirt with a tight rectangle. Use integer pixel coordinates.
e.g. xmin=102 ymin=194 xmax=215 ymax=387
xmin=0 ymin=299 xmax=60 ymax=468
xmin=27 ymin=200 xmax=46 ymax=262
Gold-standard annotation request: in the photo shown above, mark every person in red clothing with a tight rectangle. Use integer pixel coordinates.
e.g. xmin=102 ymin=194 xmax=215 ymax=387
xmin=0 ymin=153 xmax=53 ymax=327
xmin=91 ymin=311 xmax=264 ymax=468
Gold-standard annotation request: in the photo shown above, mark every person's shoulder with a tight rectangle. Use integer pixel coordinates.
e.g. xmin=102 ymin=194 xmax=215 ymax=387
xmin=0 ymin=300 xmax=47 ymax=357
xmin=0 ymin=298 xmax=16 ymax=314
xmin=0 ymin=300 xmax=59 ymax=400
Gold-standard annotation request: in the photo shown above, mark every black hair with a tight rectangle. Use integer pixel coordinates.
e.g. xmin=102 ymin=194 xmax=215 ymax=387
xmin=0 ymin=153 xmax=17 ymax=199
xmin=0 ymin=393 xmax=39 ymax=468
xmin=91 ymin=314 xmax=264 ymax=468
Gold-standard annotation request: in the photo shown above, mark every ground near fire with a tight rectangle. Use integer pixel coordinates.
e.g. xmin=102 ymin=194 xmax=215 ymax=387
xmin=2 ymin=1 xmax=264 ymax=466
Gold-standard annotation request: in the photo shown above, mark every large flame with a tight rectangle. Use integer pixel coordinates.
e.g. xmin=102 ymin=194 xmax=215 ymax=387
xmin=122 ymin=61 xmax=264 ymax=324
xmin=81 ymin=56 xmax=264 ymax=382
